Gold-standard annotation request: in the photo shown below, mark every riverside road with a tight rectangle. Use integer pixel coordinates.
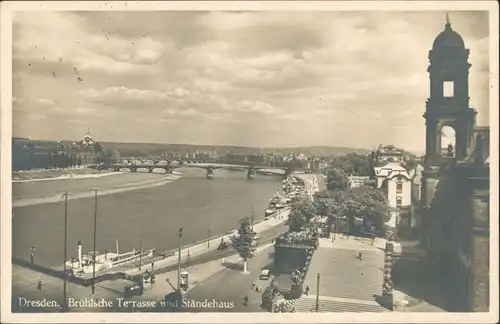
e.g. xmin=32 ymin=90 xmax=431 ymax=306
xmin=12 ymin=167 xmax=283 ymax=268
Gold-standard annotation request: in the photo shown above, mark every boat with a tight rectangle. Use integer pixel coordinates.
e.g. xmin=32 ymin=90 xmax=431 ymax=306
xmin=65 ymin=240 xmax=155 ymax=276
xmin=265 ymin=208 xmax=276 ymax=218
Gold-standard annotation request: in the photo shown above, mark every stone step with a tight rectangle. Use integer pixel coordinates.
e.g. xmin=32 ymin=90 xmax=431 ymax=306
xmin=293 ymin=297 xmax=389 ymax=313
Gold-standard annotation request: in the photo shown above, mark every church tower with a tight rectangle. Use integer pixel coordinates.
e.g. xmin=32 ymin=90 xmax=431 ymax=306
xmin=424 ymin=14 xmax=477 ymax=167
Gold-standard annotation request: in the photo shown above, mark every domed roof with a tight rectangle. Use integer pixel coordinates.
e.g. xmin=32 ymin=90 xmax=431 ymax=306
xmin=432 ymin=20 xmax=465 ymax=50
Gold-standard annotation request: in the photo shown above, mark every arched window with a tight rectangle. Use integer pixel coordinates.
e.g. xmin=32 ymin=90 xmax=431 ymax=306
xmin=440 ymin=126 xmax=456 ymax=157
xmin=396 ymin=182 xmax=403 ymax=193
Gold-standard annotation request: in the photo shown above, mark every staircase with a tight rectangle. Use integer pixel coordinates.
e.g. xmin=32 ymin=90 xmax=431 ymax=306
xmin=290 ymin=236 xmax=389 ymax=312
xmin=293 ymin=296 xmax=389 ymax=313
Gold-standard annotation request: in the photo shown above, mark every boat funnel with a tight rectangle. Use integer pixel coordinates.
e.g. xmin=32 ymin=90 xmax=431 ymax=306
xmin=77 ymin=240 xmax=82 ymax=267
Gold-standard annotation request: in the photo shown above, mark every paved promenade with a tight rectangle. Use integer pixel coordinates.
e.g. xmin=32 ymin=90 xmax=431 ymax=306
xmin=292 ymin=234 xmax=389 ymax=312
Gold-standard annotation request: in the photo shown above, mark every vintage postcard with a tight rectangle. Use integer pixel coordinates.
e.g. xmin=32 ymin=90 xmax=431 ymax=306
xmin=1 ymin=1 xmax=498 ymax=323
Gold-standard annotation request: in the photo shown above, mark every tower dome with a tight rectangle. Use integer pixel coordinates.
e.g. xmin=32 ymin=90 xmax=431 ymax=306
xmin=432 ymin=14 xmax=465 ymax=50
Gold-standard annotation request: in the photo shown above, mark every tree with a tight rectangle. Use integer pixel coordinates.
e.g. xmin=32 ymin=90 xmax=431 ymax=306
xmin=350 ymin=186 xmax=391 ymax=231
xmin=326 ymin=168 xmax=350 ymax=191
xmin=328 ymin=153 xmax=373 ymax=176
xmin=286 ymin=196 xmax=316 ymax=232
xmin=230 ymin=217 xmax=255 ymax=273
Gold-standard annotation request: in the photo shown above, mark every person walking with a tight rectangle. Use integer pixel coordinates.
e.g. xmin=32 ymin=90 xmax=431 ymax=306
xmin=358 ymin=251 xmax=363 ymax=261
xmin=243 ymin=294 xmax=249 ymax=307
xmin=37 ymin=279 xmax=43 ymax=292
xmin=305 ymin=285 xmax=310 ymax=296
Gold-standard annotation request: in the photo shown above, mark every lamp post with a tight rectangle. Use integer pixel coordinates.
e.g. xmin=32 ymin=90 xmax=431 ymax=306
xmin=251 ymin=207 xmax=255 ymax=231
xmin=177 ymin=227 xmax=183 ymax=291
xmin=29 ymin=246 xmax=36 ymax=264
xmin=207 ymin=222 xmax=211 ymax=248
xmin=315 ymin=273 xmax=320 ymax=312
xmin=62 ymin=191 xmax=68 ymax=312
xmin=91 ymin=189 xmax=97 ymax=295
xmin=139 ymin=240 xmax=142 ymax=271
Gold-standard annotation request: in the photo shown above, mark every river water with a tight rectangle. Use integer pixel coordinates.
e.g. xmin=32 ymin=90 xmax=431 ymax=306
xmin=12 ymin=168 xmax=282 ymax=268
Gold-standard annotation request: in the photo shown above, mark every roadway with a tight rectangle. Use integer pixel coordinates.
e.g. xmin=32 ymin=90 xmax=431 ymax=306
xmin=182 ymin=245 xmax=275 ymax=313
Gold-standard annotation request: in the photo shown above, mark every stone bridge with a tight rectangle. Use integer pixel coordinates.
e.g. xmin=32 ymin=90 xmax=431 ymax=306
xmin=105 ymin=160 xmax=292 ymax=179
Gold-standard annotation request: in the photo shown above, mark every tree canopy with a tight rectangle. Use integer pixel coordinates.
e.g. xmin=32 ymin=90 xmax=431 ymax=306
xmin=286 ymin=196 xmax=316 ymax=232
xmin=287 ymin=167 xmax=390 ymax=235
xmin=325 ymin=168 xmax=351 ymax=191
xmin=328 ymin=153 xmax=373 ymax=177
xmin=231 ymin=217 xmax=256 ymax=261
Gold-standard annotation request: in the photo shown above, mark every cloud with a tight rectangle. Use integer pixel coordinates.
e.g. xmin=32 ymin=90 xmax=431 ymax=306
xmin=12 ymin=10 xmax=491 ymax=150
xmin=13 ymin=11 xmax=164 ymax=76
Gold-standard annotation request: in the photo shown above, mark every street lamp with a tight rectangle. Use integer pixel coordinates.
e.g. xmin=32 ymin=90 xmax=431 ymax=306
xmin=251 ymin=207 xmax=255 ymax=231
xmin=177 ymin=227 xmax=183 ymax=291
xmin=207 ymin=222 xmax=211 ymax=248
xmin=62 ymin=191 xmax=69 ymax=312
xmin=315 ymin=273 xmax=320 ymax=312
xmin=139 ymin=240 xmax=142 ymax=270
xmin=91 ymin=189 xmax=98 ymax=295
xmin=29 ymin=246 xmax=36 ymax=264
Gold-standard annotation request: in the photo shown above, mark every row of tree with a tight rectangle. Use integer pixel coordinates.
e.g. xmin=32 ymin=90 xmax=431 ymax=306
xmin=327 ymin=153 xmax=374 ymax=177
xmin=287 ymin=168 xmax=391 ymax=237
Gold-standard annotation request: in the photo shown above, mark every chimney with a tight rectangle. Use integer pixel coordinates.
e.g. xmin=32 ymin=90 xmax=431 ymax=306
xmin=78 ymin=240 xmax=82 ymax=267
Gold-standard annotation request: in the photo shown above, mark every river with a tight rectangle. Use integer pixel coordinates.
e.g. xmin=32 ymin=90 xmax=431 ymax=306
xmin=12 ymin=167 xmax=283 ymax=268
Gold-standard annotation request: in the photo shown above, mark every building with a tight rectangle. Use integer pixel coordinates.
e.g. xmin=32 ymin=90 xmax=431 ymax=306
xmin=69 ymin=131 xmax=102 ymax=165
xmin=12 ymin=131 xmax=103 ymax=170
xmin=373 ymin=163 xmax=412 ymax=230
xmin=348 ymin=175 xmax=371 ymax=188
xmin=420 ymin=16 xmax=490 ymax=312
xmin=373 ymin=144 xmax=407 ymax=166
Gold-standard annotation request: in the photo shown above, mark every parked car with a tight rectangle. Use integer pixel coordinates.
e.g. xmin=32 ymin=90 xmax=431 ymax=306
xmin=259 ymin=269 xmax=271 ymax=280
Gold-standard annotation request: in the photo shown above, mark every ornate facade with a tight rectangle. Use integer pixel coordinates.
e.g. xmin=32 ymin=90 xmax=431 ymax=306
xmin=420 ymin=16 xmax=490 ymax=312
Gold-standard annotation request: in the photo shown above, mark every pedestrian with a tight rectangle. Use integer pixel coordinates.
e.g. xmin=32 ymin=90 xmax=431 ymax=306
xmin=251 ymin=281 xmax=256 ymax=290
xmin=37 ymin=279 xmax=42 ymax=292
xmin=305 ymin=285 xmax=310 ymax=296
xmin=358 ymin=251 xmax=363 ymax=260
xmin=243 ymin=294 xmax=249 ymax=306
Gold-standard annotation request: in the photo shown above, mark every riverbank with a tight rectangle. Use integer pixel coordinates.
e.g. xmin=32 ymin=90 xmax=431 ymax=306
xmin=12 ymin=167 xmax=116 ymax=183
xmin=12 ymin=173 xmax=182 ymax=208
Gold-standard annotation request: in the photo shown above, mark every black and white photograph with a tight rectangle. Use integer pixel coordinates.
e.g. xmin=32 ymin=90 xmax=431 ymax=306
xmin=1 ymin=1 xmax=498 ymax=323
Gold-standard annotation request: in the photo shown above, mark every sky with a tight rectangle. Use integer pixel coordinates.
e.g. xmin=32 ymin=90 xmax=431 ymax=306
xmin=12 ymin=10 xmax=490 ymax=152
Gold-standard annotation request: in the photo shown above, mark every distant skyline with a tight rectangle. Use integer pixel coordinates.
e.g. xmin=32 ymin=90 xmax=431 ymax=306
xmin=12 ymin=10 xmax=490 ymax=152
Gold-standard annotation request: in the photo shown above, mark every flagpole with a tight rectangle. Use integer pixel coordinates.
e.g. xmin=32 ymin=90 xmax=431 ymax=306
xmin=91 ymin=189 xmax=97 ymax=294
xmin=63 ymin=191 xmax=68 ymax=312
